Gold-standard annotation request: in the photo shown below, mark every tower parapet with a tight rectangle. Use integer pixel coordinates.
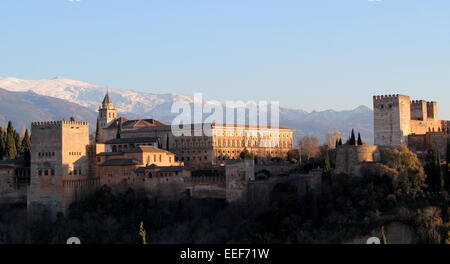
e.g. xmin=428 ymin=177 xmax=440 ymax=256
xmin=31 ymin=121 xmax=89 ymax=127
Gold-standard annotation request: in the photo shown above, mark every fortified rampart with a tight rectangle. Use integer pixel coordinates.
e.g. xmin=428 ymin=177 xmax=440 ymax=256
xmin=335 ymin=145 xmax=380 ymax=176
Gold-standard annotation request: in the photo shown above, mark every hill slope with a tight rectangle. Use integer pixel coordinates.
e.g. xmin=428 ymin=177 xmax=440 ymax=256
xmin=0 ymin=88 xmax=97 ymax=131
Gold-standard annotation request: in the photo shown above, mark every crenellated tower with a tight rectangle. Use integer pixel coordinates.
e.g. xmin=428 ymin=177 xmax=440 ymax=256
xmin=373 ymin=94 xmax=411 ymax=146
xmin=28 ymin=121 xmax=94 ymax=217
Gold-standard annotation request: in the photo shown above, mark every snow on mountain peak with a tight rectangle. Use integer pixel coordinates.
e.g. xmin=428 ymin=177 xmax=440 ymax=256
xmin=0 ymin=77 xmax=202 ymax=115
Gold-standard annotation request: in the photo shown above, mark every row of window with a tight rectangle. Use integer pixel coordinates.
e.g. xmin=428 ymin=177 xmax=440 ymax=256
xmin=69 ymin=152 xmax=82 ymax=156
xmin=69 ymin=169 xmax=83 ymax=176
xmin=180 ymin=150 xmax=208 ymax=154
xmin=214 ymin=140 xmax=291 ymax=148
xmin=427 ymin=127 xmax=450 ymax=133
xmin=38 ymin=169 xmax=83 ymax=176
xmin=176 ymin=156 xmax=209 ymax=162
xmin=38 ymin=152 xmax=55 ymax=158
xmin=111 ymin=143 xmax=153 ymax=152
xmin=213 ymin=132 xmax=291 ymax=137
xmin=38 ymin=169 xmax=55 ymax=176
xmin=100 ymin=112 xmax=116 ymax=119
xmin=147 ymin=171 xmax=180 ymax=179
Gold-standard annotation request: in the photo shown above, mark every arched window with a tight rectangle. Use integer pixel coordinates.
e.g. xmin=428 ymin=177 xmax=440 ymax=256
xmin=112 ymin=146 xmax=117 ymax=152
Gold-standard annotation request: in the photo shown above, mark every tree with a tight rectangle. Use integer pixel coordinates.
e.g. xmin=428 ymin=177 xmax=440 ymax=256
xmin=298 ymin=136 xmax=320 ymax=161
xmin=14 ymin=131 xmax=23 ymax=155
xmin=425 ymin=150 xmax=437 ymax=193
xmin=322 ymin=151 xmax=332 ymax=185
xmin=446 ymin=140 xmax=450 ymax=191
xmin=381 ymin=145 xmax=427 ymax=198
xmin=436 ymin=152 xmax=445 ymax=193
xmin=21 ymin=129 xmax=31 ymax=152
xmin=425 ymin=149 xmax=444 ymax=194
xmin=95 ymin=118 xmax=100 ymax=143
xmin=21 ymin=129 xmax=31 ymax=166
xmin=347 ymin=129 xmax=356 ymax=145
xmin=325 ymin=130 xmax=342 ymax=149
xmin=239 ymin=148 xmax=254 ymax=160
xmin=287 ymin=149 xmax=300 ymax=163
xmin=0 ymin=126 xmax=5 ymax=160
xmin=5 ymin=121 xmax=17 ymax=160
xmin=380 ymin=226 xmax=388 ymax=244
xmin=116 ymin=119 xmax=122 ymax=139
xmin=357 ymin=133 xmax=363 ymax=146
xmin=338 ymin=138 xmax=342 ymax=146
xmin=166 ymin=135 xmax=170 ymax=151
xmin=5 ymin=131 xmax=17 ymax=160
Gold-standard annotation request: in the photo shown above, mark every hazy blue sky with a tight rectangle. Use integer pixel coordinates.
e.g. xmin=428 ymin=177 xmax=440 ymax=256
xmin=1 ymin=0 xmax=450 ymax=118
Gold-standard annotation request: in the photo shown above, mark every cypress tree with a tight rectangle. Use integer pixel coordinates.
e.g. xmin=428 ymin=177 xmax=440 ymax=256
xmin=5 ymin=131 xmax=17 ymax=160
xmin=357 ymin=133 xmax=363 ymax=146
xmin=22 ymin=129 xmax=31 ymax=166
xmin=338 ymin=138 xmax=343 ymax=146
xmin=446 ymin=139 xmax=450 ymax=191
xmin=5 ymin=121 xmax=17 ymax=160
xmin=166 ymin=135 xmax=170 ymax=151
xmin=380 ymin=226 xmax=388 ymax=245
xmin=21 ymin=129 xmax=31 ymax=152
xmin=348 ymin=129 xmax=356 ymax=145
xmin=425 ymin=150 xmax=437 ymax=193
xmin=6 ymin=121 xmax=13 ymax=135
xmin=14 ymin=131 xmax=23 ymax=155
xmin=116 ymin=119 xmax=122 ymax=139
xmin=322 ymin=151 xmax=332 ymax=185
xmin=436 ymin=152 xmax=444 ymax=193
xmin=95 ymin=118 xmax=100 ymax=143
xmin=0 ymin=127 xmax=4 ymax=160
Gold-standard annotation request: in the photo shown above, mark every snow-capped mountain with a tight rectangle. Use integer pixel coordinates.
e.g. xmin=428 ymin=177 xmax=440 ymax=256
xmin=0 ymin=77 xmax=374 ymax=143
xmin=0 ymin=77 xmax=200 ymax=114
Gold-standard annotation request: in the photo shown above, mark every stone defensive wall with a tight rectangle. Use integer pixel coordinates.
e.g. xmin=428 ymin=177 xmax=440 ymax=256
xmin=335 ymin=145 xmax=381 ymax=176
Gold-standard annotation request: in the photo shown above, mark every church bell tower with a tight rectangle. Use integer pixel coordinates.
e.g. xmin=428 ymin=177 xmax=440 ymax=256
xmin=98 ymin=91 xmax=117 ymax=129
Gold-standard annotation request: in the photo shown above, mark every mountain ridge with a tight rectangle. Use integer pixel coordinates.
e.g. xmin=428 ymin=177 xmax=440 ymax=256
xmin=0 ymin=77 xmax=374 ymax=143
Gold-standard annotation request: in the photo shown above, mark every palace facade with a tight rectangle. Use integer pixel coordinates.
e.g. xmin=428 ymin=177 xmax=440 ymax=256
xmin=98 ymin=94 xmax=294 ymax=167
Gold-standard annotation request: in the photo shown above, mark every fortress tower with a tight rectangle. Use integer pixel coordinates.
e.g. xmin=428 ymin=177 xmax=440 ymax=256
xmin=373 ymin=95 xmax=411 ymax=146
xmin=374 ymin=94 xmax=444 ymax=147
xmin=28 ymin=121 xmax=96 ymax=217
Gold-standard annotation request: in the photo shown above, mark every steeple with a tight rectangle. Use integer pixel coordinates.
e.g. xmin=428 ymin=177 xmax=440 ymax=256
xmin=102 ymin=89 xmax=114 ymax=109
xmin=98 ymin=89 xmax=117 ymax=131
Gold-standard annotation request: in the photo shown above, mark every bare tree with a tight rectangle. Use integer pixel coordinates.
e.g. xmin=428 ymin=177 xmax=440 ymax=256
xmin=326 ymin=130 xmax=343 ymax=149
xmin=298 ymin=136 xmax=320 ymax=161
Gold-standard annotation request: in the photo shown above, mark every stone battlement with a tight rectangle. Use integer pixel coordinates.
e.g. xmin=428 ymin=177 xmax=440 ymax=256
xmin=31 ymin=121 xmax=89 ymax=127
xmin=373 ymin=94 xmax=403 ymax=101
xmin=411 ymin=100 xmax=426 ymax=105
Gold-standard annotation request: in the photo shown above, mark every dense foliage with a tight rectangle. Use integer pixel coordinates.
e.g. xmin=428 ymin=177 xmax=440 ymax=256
xmin=0 ymin=121 xmax=31 ymax=162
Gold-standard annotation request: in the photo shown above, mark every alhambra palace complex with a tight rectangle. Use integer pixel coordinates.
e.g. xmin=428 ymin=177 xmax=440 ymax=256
xmin=1 ymin=93 xmax=449 ymax=216
xmin=1 ymin=94 xmax=298 ymax=216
